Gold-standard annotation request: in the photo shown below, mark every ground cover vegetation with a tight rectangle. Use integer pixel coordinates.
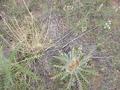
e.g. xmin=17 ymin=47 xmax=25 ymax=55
xmin=0 ymin=0 xmax=120 ymax=90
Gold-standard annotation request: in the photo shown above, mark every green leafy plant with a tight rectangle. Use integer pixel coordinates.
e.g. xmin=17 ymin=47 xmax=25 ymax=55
xmin=52 ymin=47 xmax=96 ymax=90
xmin=0 ymin=46 xmax=39 ymax=90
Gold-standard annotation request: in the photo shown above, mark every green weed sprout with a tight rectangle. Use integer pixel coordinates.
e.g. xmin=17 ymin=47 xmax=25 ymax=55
xmin=52 ymin=47 xmax=96 ymax=90
xmin=0 ymin=46 xmax=38 ymax=90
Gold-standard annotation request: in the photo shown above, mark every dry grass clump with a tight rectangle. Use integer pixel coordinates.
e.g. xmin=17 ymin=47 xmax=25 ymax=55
xmin=2 ymin=16 xmax=52 ymax=54
xmin=0 ymin=0 xmax=53 ymax=55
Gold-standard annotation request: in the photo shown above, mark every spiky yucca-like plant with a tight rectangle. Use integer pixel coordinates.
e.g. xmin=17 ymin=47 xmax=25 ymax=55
xmin=52 ymin=47 xmax=96 ymax=90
